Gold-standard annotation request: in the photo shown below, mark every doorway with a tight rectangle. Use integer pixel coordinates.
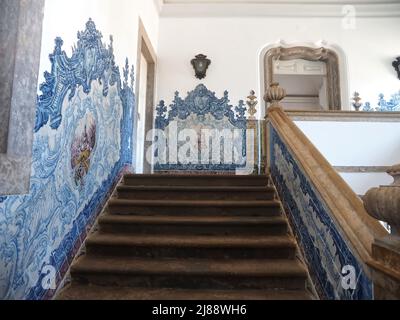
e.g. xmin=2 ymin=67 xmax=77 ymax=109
xmin=263 ymin=46 xmax=342 ymax=110
xmin=135 ymin=19 xmax=156 ymax=174
xmin=274 ymin=59 xmax=328 ymax=110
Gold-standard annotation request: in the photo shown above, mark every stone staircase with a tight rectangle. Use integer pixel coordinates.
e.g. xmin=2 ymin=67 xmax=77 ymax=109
xmin=58 ymin=174 xmax=314 ymax=300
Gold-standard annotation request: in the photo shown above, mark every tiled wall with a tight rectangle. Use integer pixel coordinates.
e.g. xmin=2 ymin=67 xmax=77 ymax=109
xmin=0 ymin=19 xmax=135 ymax=300
xmin=269 ymin=125 xmax=373 ymax=300
xmin=153 ymin=84 xmax=249 ymax=172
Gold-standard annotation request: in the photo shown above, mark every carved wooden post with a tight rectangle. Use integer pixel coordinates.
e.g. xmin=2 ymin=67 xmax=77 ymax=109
xmin=263 ymin=83 xmax=286 ymax=175
xmin=364 ymin=164 xmax=400 ymax=299
xmin=264 ymin=82 xmax=287 ymax=110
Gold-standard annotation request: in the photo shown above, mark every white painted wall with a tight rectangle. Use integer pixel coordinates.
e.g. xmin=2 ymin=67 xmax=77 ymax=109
xmin=156 ymin=16 xmax=400 ymax=117
xmin=295 ymin=120 xmax=400 ymax=194
xmin=39 ymin=0 xmax=159 ymax=87
xmin=340 ymin=172 xmax=393 ymax=196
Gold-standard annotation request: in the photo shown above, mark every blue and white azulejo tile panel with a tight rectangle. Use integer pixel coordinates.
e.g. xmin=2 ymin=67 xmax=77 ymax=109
xmin=269 ymin=125 xmax=373 ymax=300
xmin=154 ymin=84 xmax=248 ymax=172
xmin=0 ymin=19 xmax=135 ymax=300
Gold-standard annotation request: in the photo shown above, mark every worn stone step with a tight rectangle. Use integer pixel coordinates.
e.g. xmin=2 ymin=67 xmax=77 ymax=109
xmin=123 ymin=174 xmax=269 ymax=187
xmin=55 ymin=172 xmax=314 ymax=300
xmin=117 ymin=185 xmax=275 ymax=200
xmin=85 ymin=233 xmax=297 ymax=259
xmin=58 ymin=284 xmax=314 ymax=300
xmin=107 ymin=199 xmax=282 ymax=216
xmin=71 ymin=256 xmax=308 ymax=290
xmin=98 ymin=215 xmax=288 ymax=236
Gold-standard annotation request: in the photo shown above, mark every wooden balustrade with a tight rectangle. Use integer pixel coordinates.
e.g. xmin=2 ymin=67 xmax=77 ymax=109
xmin=264 ymin=83 xmax=388 ymax=288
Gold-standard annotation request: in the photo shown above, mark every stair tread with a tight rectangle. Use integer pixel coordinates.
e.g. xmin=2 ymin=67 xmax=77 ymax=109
xmin=99 ymin=214 xmax=287 ymax=225
xmin=58 ymin=284 xmax=313 ymax=300
xmin=124 ymin=174 xmax=269 ymax=179
xmin=72 ymin=256 xmax=308 ymax=277
xmin=56 ymin=173 xmax=313 ymax=300
xmin=118 ymin=185 xmax=274 ymax=191
xmin=86 ymin=233 xmax=296 ymax=248
xmin=108 ymin=199 xmax=281 ymax=207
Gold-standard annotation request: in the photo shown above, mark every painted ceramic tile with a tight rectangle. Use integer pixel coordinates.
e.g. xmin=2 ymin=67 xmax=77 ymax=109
xmin=0 ymin=19 xmax=134 ymax=300
xmin=362 ymin=90 xmax=400 ymax=111
xmin=269 ymin=125 xmax=372 ymax=300
xmin=154 ymin=84 xmax=248 ymax=171
xmin=71 ymin=112 xmax=97 ymax=188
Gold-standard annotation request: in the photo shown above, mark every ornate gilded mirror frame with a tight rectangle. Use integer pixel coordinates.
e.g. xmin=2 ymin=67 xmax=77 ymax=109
xmin=264 ymin=46 xmax=342 ymax=110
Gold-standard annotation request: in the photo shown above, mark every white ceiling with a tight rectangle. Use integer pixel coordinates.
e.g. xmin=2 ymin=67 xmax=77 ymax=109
xmin=164 ymin=0 xmax=397 ymax=3
xmin=155 ymin=0 xmax=400 ymax=17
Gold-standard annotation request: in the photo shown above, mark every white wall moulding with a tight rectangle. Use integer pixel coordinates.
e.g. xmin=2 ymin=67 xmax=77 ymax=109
xmin=287 ymin=110 xmax=400 ymax=122
xmin=334 ymin=166 xmax=391 ymax=173
xmin=157 ymin=0 xmax=400 ymax=17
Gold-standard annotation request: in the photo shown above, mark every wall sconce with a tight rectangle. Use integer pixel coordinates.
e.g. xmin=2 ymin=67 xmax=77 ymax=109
xmin=393 ymin=57 xmax=400 ymax=80
xmin=191 ymin=54 xmax=211 ymax=80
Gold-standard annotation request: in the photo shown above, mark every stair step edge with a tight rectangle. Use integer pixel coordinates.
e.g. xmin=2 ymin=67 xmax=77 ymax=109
xmin=85 ymin=234 xmax=297 ymax=247
xmin=124 ymin=174 xmax=269 ymax=179
xmin=71 ymin=257 xmax=308 ymax=277
xmin=117 ymin=185 xmax=275 ymax=191
xmin=98 ymin=215 xmax=287 ymax=225
xmin=108 ymin=200 xmax=281 ymax=207
xmin=58 ymin=285 xmax=314 ymax=300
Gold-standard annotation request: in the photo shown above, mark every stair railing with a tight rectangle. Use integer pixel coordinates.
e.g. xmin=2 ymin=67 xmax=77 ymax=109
xmin=264 ymin=83 xmax=387 ymax=300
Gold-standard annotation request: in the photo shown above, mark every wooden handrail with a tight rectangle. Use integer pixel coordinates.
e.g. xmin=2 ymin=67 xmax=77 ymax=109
xmin=267 ymin=105 xmax=388 ymax=268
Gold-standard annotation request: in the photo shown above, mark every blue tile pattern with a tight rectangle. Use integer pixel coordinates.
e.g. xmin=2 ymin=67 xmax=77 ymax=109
xmin=269 ymin=125 xmax=373 ymax=300
xmin=154 ymin=84 xmax=248 ymax=172
xmin=362 ymin=91 xmax=400 ymax=111
xmin=0 ymin=19 xmax=134 ymax=300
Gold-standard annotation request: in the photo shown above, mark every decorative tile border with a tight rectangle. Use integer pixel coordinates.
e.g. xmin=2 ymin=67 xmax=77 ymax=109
xmin=155 ymin=84 xmax=247 ymax=131
xmin=269 ymin=124 xmax=373 ymax=300
xmin=361 ymin=91 xmax=400 ymax=112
